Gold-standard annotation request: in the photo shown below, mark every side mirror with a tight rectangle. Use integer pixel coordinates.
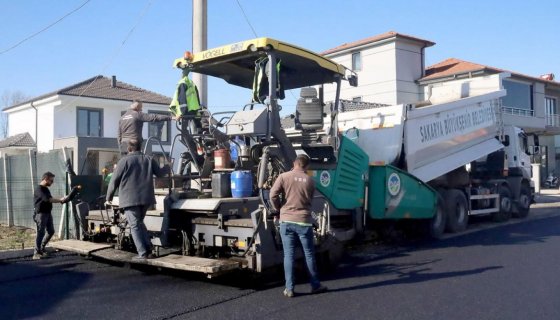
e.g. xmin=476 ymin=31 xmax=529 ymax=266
xmin=501 ymin=135 xmax=510 ymax=147
xmin=348 ymin=75 xmax=358 ymax=87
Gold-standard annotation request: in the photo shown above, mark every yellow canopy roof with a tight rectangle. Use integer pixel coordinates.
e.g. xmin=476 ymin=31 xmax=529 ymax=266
xmin=174 ymin=38 xmax=347 ymax=90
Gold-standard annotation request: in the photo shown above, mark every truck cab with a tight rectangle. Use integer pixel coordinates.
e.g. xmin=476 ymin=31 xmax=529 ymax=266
xmin=502 ymin=125 xmax=533 ymax=180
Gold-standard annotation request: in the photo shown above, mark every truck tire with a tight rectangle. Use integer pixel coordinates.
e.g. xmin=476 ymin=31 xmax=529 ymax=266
xmin=426 ymin=196 xmax=446 ymax=239
xmin=492 ymin=185 xmax=512 ymax=222
xmin=513 ymin=185 xmax=531 ymax=218
xmin=444 ymin=189 xmax=469 ymax=233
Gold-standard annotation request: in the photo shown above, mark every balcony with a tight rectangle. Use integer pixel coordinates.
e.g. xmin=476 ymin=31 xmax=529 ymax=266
xmin=501 ymin=106 xmax=534 ymax=117
xmin=545 ymin=114 xmax=560 ymax=127
xmin=500 ymin=106 xmax=545 ymax=131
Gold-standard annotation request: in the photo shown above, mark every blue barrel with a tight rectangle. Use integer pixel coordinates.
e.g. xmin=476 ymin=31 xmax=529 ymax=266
xmin=230 ymin=142 xmax=239 ymax=162
xmin=231 ymin=170 xmax=252 ymax=198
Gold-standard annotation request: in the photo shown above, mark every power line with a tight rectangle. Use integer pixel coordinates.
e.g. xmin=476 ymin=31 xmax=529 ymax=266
xmin=57 ymin=0 xmax=154 ymax=113
xmin=0 ymin=0 xmax=92 ymax=55
xmin=235 ymin=0 xmax=258 ymax=38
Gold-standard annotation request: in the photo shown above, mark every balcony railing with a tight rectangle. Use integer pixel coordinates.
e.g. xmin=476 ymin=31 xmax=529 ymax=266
xmin=501 ymin=106 xmax=534 ymax=117
xmin=546 ymin=114 xmax=560 ymax=127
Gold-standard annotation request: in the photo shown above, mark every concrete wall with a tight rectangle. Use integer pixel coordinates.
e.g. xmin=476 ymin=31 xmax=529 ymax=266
xmin=325 ymin=40 xmax=399 ymax=105
xmin=394 ymin=40 xmax=424 ymax=104
xmin=7 ymin=96 xmax=59 ymax=152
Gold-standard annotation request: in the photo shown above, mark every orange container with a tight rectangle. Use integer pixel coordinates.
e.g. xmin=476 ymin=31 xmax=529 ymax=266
xmin=214 ymin=149 xmax=231 ymax=169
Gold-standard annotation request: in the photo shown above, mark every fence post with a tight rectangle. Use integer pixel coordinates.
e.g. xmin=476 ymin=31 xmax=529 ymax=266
xmin=29 ymin=149 xmax=36 ymax=191
xmin=4 ymin=156 xmax=13 ymax=227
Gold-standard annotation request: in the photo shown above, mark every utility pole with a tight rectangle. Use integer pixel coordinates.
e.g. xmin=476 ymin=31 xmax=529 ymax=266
xmin=192 ymin=0 xmax=207 ymax=107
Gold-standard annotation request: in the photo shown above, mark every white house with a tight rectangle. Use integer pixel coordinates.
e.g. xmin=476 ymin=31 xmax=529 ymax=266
xmin=321 ymin=31 xmax=560 ymax=181
xmin=3 ymin=75 xmax=182 ymax=175
xmin=322 ymin=31 xmax=435 ymax=105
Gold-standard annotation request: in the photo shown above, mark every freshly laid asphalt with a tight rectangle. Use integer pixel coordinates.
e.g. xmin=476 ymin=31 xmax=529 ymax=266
xmin=1 ymin=190 xmax=559 ymax=320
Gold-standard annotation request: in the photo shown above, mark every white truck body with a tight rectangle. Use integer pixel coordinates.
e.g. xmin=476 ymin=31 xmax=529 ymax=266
xmin=338 ymin=90 xmax=507 ymax=182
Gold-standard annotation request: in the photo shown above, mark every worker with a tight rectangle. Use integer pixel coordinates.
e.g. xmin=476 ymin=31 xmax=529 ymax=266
xmin=269 ymin=154 xmax=328 ymax=297
xmin=118 ymin=100 xmax=174 ymax=154
xmin=169 ymin=68 xmax=202 ymax=134
xmin=106 ymin=139 xmax=170 ymax=260
xmin=33 ymin=172 xmax=70 ymax=260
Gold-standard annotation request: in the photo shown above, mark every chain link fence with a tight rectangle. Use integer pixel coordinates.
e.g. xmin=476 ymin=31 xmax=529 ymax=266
xmin=0 ymin=150 xmax=68 ymax=234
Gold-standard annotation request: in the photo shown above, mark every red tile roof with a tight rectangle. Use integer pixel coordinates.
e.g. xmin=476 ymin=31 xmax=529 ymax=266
xmin=4 ymin=75 xmax=171 ymax=111
xmin=322 ymin=31 xmax=435 ymax=55
xmin=421 ymin=58 xmax=560 ymax=86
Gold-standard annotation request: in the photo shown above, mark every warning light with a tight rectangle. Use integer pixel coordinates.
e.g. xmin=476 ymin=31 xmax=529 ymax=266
xmin=184 ymin=51 xmax=193 ymax=61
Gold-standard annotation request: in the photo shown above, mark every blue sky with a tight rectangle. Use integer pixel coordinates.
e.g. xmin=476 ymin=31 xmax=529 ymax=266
xmin=1 ymin=0 xmax=559 ymax=115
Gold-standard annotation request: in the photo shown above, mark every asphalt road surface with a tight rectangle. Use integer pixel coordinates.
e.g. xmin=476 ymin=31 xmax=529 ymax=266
xmin=1 ymin=198 xmax=559 ymax=320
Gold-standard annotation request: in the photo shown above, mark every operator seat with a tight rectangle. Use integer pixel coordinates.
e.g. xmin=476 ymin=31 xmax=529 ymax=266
xmin=295 ymin=87 xmax=323 ymax=131
xmin=295 ymin=87 xmax=336 ymax=169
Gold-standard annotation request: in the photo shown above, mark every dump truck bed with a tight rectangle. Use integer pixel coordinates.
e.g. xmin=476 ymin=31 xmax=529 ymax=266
xmin=338 ymin=90 xmax=506 ymax=182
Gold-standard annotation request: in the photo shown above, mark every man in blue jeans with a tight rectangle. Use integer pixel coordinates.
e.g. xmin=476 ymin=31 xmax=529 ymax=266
xmin=33 ymin=172 xmax=70 ymax=260
xmin=106 ymin=139 xmax=169 ymax=260
xmin=270 ymin=154 xmax=328 ymax=297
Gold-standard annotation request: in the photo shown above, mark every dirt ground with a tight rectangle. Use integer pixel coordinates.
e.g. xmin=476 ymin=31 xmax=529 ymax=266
xmin=0 ymin=225 xmax=37 ymax=251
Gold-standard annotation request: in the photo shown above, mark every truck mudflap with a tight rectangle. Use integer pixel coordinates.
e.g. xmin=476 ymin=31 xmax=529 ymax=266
xmin=51 ymin=240 xmax=241 ymax=277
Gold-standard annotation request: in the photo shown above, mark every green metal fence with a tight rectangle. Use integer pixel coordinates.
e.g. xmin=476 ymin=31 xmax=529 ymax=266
xmin=0 ymin=150 xmax=68 ymax=234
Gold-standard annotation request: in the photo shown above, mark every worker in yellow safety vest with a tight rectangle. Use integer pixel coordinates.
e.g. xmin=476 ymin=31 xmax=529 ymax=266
xmin=169 ymin=68 xmax=202 ymax=134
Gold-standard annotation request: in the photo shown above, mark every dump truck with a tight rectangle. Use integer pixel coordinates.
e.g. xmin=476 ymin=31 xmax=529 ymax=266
xmin=334 ymin=86 xmax=534 ymax=237
xmin=52 ymin=38 xmax=534 ymax=277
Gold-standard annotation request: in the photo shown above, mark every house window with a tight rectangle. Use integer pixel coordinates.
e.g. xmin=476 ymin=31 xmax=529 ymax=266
xmin=77 ymin=107 xmax=103 ymax=137
xmin=152 ymin=152 xmax=170 ymax=167
xmin=545 ymin=97 xmax=558 ymax=126
xmin=148 ymin=111 xmax=171 ymax=144
xmin=545 ymin=97 xmax=557 ymax=115
xmin=502 ymin=80 xmax=533 ymax=111
xmin=352 ymin=52 xmax=362 ymax=71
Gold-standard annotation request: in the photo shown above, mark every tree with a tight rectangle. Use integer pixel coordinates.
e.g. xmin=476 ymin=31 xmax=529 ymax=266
xmin=1 ymin=90 xmax=29 ymax=139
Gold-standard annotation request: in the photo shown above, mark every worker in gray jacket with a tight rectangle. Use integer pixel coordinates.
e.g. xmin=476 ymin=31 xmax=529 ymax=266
xmin=106 ymin=139 xmax=170 ymax=260
xmin=118 ymin=100 xmax=174 ymax=154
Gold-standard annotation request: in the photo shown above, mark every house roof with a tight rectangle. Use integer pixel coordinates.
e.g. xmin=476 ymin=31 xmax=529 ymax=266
xmin=421 ymin=58 xmax=560 ymax=86
xmin=0 ymin=132 xmax=36 ymax=148
xmin=4 ymin=75 xmax=171 ymax=111
xmin=322 ymin=31 xmax=435 ymax=56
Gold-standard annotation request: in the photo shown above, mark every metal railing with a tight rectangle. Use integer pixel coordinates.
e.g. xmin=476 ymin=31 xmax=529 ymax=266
xmin=545 ymin=114 xmax=560 ymax=127
xmin=501 ymin=106 xmax=534 ymax=117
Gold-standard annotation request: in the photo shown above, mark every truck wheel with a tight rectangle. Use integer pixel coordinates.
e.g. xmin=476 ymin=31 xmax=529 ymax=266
xmin=492 ymin=185 xmax=512 ymax=222
xmin=513 ymin=185 xmax=531 ymax=218
xmin=426 ymin=197 xmax=446 ymax=239
xmin=444 ymin=189 xmax=469 ymax=233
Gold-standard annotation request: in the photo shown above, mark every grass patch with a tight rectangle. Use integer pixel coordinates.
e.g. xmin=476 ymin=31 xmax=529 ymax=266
xmin=0 ymin=225 xmax=36 ymax=251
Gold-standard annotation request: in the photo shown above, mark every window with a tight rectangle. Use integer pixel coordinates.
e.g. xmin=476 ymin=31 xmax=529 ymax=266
xmin=77 ymin=107 xmax=103 ymax=137
xmin=148 ymin=111 xmax=171 ymax=144
xmin=545 ymin=97 xmax=557 ymax=115
xmin=352 ymin=52 xmax=362 ymax=71
xmin=152 ymin=152 xmax=170 ymax=167
xmin=502 ymin=80 xmax=533 ymax=111
xmin=352 ymin=96 xmax=362 ymax=102
xmin=545 ymin=97 xmax=559 ymax=126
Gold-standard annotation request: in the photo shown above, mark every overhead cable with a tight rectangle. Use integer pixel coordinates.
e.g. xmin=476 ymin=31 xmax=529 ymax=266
xmin=0 ymin=0 xmax=92 ymax=55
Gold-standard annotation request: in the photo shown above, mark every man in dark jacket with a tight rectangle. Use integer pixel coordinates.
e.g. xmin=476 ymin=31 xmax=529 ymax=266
xmin=118 ymin=100 xmax=174 ymax=154
xmin=106 ymin=139 xmax=170 ymax=260
xmin=33 ymin=172 xmax=69 ymax=260
xmin=269 ymin=154 xmax=328 ymax=297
